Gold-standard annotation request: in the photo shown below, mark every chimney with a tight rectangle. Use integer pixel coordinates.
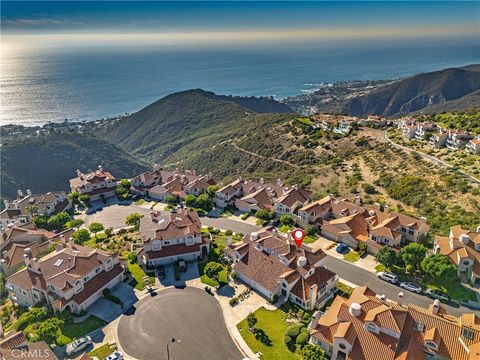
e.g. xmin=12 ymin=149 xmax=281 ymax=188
xmin=251 ymin=232 xmax=259 ymax=241
xmin=26 ymin=189 xmax=32 ymax=196
xmin=460 ymin=234 xmax=470 ymax=245
xmin=277 ymin=179 xmax=283 ymax=186
xmin=309 ymin=284 xmax=318 ymax=308
xmin=23 ymin=253 xmax=31 ymax=268
xmin=349 ymin=303 xmax=361 ymax=317
xmin=374 ymin=203 xmax=381 ymax=211
xmin=60 ymin=235 xmax=66 ymax=245
xmin=297 ymin=256 xmax=307 ymax=268
xmin=77 ymin=169 xmax=82 ymax=179
xmin=260 ymin=178 xmax=264 ymax=184
xmin=98 ymin=165 xmax=103 ymax=172
xmin=309 ymin=310 xmax=322 ymax=330
xmin=380 ymin=294 xmax=386 ymax=303
xmin=17 ymin=190 xmax=24 ymax=198
xmin=67 ymin=238 xmax=74 ymax=248
xmin=3 ymin=200 xmax=9 ymax=209
xmin=397 ymin=292 xmax=404 ymax=306
xmin=432 ymin=299 xmax=440 ymax=315
xmin=383 ymin=204 xmax=389 ymax=213
xmin=293 ymin=184 xmax=299 ymax=190
xmin=31 ymin=258 xmax=41 ymax=272
xmin=354 ymin=195 xmax=361 ymax=206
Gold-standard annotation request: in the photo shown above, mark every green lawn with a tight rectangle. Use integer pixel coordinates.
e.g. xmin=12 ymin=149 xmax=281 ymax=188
xmin=198 ymin=262 xmax=229 ymax=287
xmin=237 ymin=307 xmax=300 ymax=360
xmin=89 ymin=344 xmax=116 ymax=359
xmin=134 ymin=198 xmax=145 ymax=205
xmin=336 ymin=281 xmax=354 ymax=297
xmin=57 ymin=316 xmax=106 ymax=346
xmin=295 ymin=117 xmax=314 ymax=126
xmin=303 ymin=235 xmax=317 ymax=244
xmin=343 ymin=250 xmax=361 ymax=263
xmin=424 ymin=278 xmax=477 ymax=302
xmin=127 ymin=261 xmax=155 ymax=290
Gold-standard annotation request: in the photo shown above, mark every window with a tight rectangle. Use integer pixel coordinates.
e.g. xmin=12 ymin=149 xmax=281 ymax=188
xmin=372 ymin=236 xmax=377 ymax=241
xmin=425 ymin=341 xmax=437 ymax=350
xmin=463 ymin=260 xmax=470 ymax=266
xmin=95 ymin=268 xmax=101 ymax=274
xmin=33 ymin=293 xmax=39 ymax=300
xmin=153 ymin=241 xmax=160 ymax=250
xmin=408 ymin=229 xmax=414 ymax=235
xmin=83 ymin=275 xmax=90 ymax=282
xmin=164 ymin=241 xmax=170 ymax=245
xmin=462 ymin=327 xmax=474 ymax=340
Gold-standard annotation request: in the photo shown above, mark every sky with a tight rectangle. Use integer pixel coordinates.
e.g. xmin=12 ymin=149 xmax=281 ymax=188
xmin=1 ymin=1 xmax=479 ymax=48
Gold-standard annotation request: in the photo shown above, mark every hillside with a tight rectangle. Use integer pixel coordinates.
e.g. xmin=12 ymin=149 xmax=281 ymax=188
xmin=284 ymin=65 xmax=480 ymax=117
xmin=0 ymin=133 xmax=149 ymax=200
xmin=102 ymin=89 xmax=297 ymax=161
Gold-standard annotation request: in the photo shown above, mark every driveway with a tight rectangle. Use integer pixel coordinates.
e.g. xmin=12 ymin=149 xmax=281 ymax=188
xmin=117 ymin=287 xmax=243 ymax=360
xmin=200 ymin=217 xmax=260 ymax=234
xmin=88 ymin=283 xmax=138 ymax=322
xmin=158 ymin=261 xmax=200 ymax=288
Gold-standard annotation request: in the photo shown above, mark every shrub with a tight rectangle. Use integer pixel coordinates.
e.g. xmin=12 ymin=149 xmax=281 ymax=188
xmin=229 ymin=297 xmax=238 ymax=306
xmin=284 ymin=335 xmax=292 ymax=345
xmin=296 ymin=331 xmax=309 ymax=346
xmin=358 ymin=242 xmax=367 ymax=253
xmin=209 ymin=228 xmax=220 ymax=235
xmin=240 ymin=213 xmax=249 ymax=220
xmin=225 ymin=230 xmax=233 ymax=236
xmin=271 ymin=294 xmax=278 ymax=304
xmin=285 ymin=323 xmax=303 ymax=338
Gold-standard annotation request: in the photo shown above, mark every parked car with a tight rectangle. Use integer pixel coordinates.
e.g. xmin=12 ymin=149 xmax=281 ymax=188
xmin=66 ymin=336 xmax=92 ymax=356
xmin=104 ymin=352 xmax=123 ymax=360
xmin=204 ymin=286 xmax=212 ymax=295
xmin=425 ymin=289 xmax=450 ymax=302
xmin=377 ymin=272 xmax=398 ymax=284
xmin=400 ymin=282 xmax=422 ymax=294
xmin=335 ymin=244 xmax=350 ymax=254
xmin=156 ymin=266 xmax=166 ymax=279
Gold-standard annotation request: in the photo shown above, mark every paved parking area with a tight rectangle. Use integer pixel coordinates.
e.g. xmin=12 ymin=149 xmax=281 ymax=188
xmin=157 ymin=261 xmax=200 ymax=288
xmin=78 ymin=204 xmax=153 ymax=230
xmin=117 ymin=287 xmax=243 ymax=360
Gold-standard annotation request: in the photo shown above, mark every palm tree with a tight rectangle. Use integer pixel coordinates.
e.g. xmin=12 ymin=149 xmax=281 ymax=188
xmin=25 ymin=204 xmax=39 ymax=218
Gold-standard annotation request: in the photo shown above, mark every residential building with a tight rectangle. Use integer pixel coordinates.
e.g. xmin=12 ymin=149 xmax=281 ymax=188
xmin=0 ymin=224 xmax=74 ymax=276
xmin=397 ymin=117 xmax=416 ymax=129
xmin=309 ymin=286 xmax=480 ymax=360
xmin=434 ymin=225 xmax=480 ymax=286
xmin=401 ymin=125 xmax=417 ymax=140
xmin=298 ymin=196 xmax=366 ymax=227
xmin=148 ymin=177 xmax=185 ymax=201
xmin=69 ymin=166 xmax=117 ymax=201
xmin=225 ymin=229 xmax=337 ymax=310
xmin=215 ymin=178 xmax=289 ymax=208
xmin=446 ymin=131 xmax=473 ymax=150
xmin=0 ymin=333 xmax=58 ymax=360
xmin=235 ymin=188 xmax=273 ymax=214
xmin=184 ymin=176 xmax=216 ymax=196
xmin=137 ymin=209 xmax=210 ymax=267
xmin=6 ymin=240 xmax=123 ymax=314
xmin=274 ymin=188 xmax=312 ymax=216
xmin=414 ymin=122 xmax=437 ymax=141
xmin=0 ymin=190 xmax=70 ymax=228
xmin=466 ymin=138 xmax=480 ymax=155
xmin=429 ymin=132 xmax=448 ymax=148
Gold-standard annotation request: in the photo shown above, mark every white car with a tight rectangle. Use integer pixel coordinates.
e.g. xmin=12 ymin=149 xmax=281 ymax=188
xmin=400 ymin=282 xmax=422 ymax=294
xmin=377 ymin=271 xmax=398 ymax=284
xmin=66 ymin=336 xmax=92 ymax=356
xmin=104 ymin=351 xmax=124 ymax=360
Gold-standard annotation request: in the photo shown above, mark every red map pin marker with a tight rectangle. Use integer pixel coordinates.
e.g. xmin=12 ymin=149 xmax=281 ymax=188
xmin=292 ymin=228 xmax=305 ymax=248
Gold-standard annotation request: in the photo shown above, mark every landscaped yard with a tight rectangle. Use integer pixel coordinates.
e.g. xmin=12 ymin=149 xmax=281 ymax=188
xmin=424 ymin=278 xmax=477 ymax=302
xmin=343 ymin=250 xmax=361 ymax=263
xmin=127 ymin=261 xmax=155 ymax=290
xmin=56 ymin=316 xmax=106 ymax=346
xmin=237 ymin=307 xmax=300 ymax=360
xmin=89 ymin=343 xmax=116 ymax=359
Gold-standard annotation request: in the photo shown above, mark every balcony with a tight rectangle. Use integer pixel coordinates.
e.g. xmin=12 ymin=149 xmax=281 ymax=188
xmin=315 ymin=290 xmax=335 ymax=309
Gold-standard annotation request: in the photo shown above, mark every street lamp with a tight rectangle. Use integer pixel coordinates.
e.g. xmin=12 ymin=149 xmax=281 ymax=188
xmin=166 ymin=337 xmax=176 ymax=360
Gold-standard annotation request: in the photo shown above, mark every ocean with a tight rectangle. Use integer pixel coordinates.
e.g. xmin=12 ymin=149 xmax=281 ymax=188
xmin=1 ymin=41 xmax=479 ymax=126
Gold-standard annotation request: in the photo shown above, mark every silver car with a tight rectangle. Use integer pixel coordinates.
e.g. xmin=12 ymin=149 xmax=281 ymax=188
xmin=66 ymin=336 xmax=92 ymax=356
xmin=377 ymin=271 xmax=398 ymax=284
xmin=400 ymin=282 xmax=422 ymax=294
xmin=104 ymin=351 xmax=124 ymax=360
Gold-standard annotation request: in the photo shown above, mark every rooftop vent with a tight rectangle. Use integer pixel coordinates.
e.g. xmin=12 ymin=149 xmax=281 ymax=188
xmin=54 ymin=259 xmax=64 ymax=267
xmin=349 ymin=303 xmax=361 ymax=317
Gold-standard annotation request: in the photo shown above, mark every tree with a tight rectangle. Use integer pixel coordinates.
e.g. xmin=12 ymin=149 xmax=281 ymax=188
xmin=25 ymin=204 xmax=39 ymax=217
xmin=66 ymin=219 xmax=84 ymax=230
xmin=362 ymin=183 xmax=377 ymax=194
xmin=104 ymin=227 xmax=113 ymax=237
xmin=421 ymin=254 xmax=457 ymax=280
xmin=164 ymin=195 xmax=177 ymax=205
xmin=116 ymin=179 xmax=131 ymax=197
xmin=206 ymin=185 xmax=219 ymax=197
xmin=33 ymin=215 xmax=49 ymax=230
xmin=204 ymin=261 xmax=223 ymax=279
xmin=37 ymin=317 xmax=64 ymax=343
xmin=280 ymin=215 xmax=294 ymax=226
xmin=246 ymin=312 xmax=257 ymax=332
xmin=68 ymin=191 xmax=80 ymax=205
xmin=305 ymin=226 xmax=317 ymax=236
xmin=125 ymin=213 xmax=144 ymax=229
xmin=301 ymin=344 xmax=326 ymax=360
xmin=72 ymin=229 xmax=90 ymax=244
xmin=400 ymin=243 xmax=426 ymax=272
xmin=196 ymin=194 xmax=212 ymax=211
xmin=46 ymin=212 xmax=70 ymax=231
xmin=375 ymin=247 xmax=398 ymax=269
xmin=89 ymin=222 xmax=104 ymax=238
xmin=119 ymin=179 xmax=131 ymax=189
xmin=184 ymin=194 xmax=197 ymax=207
xmin=255 ymin=210 xmax=275 ymax=221
xmin=78 ymin=194 xmax=91 ymax=206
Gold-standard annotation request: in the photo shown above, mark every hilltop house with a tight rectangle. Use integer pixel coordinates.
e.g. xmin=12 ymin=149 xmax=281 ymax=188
xmin=136 ymin=209 xmax=210 ymax=267
xmin=215 ymin=178 xmax=290 ymax=209
xmin=401 ymin=125 xmax=417 ymax=140
xmin=429 ymin=132 xmax=449 ymax=148
xmin=6 ymin=239 xmax=123 ymax=314
xmin=466 ymin=138 xmax=480 ymax=155
xmin=0 ymin=224 xmax=74 ymax=276
xmin=235 ymin=188 xmax=273 ymax=214
xmin=309 ymin=286 xmax=480 ymax=360
xmin=0 ymin=190 xmax=70 ymax=228
xmin=434 ymin=225 xmax=480 ymax=286
xmin=414 ymin=122 xmax=437 ymax=141
xmin=274 ymin=188 xmax=312 ymax=217
xmin=69 ymin=166 xmax=117 ymax=201
xmin=225 ymin=229 xmax=337 ymax=310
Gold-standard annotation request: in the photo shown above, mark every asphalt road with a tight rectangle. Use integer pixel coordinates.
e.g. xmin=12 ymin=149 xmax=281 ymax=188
xmin=323 ymin=256 xmax=471 ymax=317
xmin=200 ymin=216 xmax=260 ymax=234
xmin=117 ymin=287 xmax=243 ymax=360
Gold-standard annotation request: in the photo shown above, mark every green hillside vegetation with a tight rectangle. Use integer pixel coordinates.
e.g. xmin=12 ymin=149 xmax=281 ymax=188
xmin=417 ymin=110 xmax=480 ymax=134
xmin=0 ymin=133 xmax=149 ymax=200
